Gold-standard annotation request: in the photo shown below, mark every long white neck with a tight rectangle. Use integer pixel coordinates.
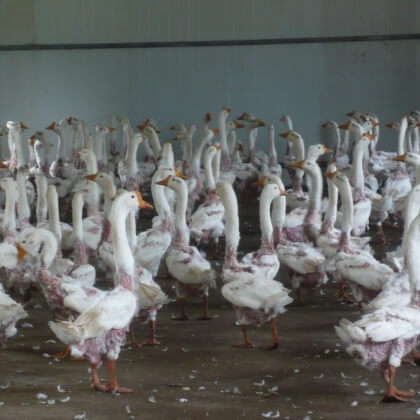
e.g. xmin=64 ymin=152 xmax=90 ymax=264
xmin=47 ymin=186 xmax=62 ymax=245
xmin=218 ymin=113 xmax=228 ymax=152
xmin=122 ymin=124 xmax=133 ymax=160
xmin=405 ymin=213 xmax=420 ymax=296
xmin=219 ymin=184 xmax=240 ymax=256
xmin=28 ymin=143 xmax=35 ymax=164
xmin=94 ymin=131 xmax=106 ymax=163
xmin=323 ymin=177 xmax=338 ymax=229
xmin=212 ymin=149 xmax=221 ymax=182
xmin=81 ymin=150 xmax=98 ymax=174
xmin=259 ymin=187 xmax=275 ymax=247
xmin=342 ymin=129 xmax=350 ymax=152
xmin=160 ymin=143 xmax=174 ymax=167
xmin=204 ymin=151 xmax=217 ymax=191
xmin=398 ymin=117 xmax=408 ymax=155
xmin=268 ymin=128 xmax=277 ymax=163
xmin=35 ymin=175 xmax=48 ymax=225
xmin=227 ymin=130 xmax=237 ymax=155
xmin=127 ymin=139 xmax=140 ymax=178
xmin=81 ymin=152 xmax=100 ymax=213
xmin=126 ymin=209 xmax=137 ymax=250
xmin=110 ymin=195 xmax=136 ymax=277
xmin=337 ymin=177 xmax=354 ymax=238
xmin=151 ymin=177 xmax=172 ymax=219
xmin=55 ymin=129 xmax=64 ymax=160
xmin=402 ymin=185 xmax=420 ymax=253
xmin=173 ymin=182 xmax=190 ymax=245
xmin=306 ymin=164 xmax=323 ymax=216
xmin=191 ymin=131 xmax=212 ymax=174
xmin=183 ymin=129 xmax=194 ymax=165
xmin=413 ymin=127 xmax=420 ymax=154
xmin=351 ymin=141 xmax=366 ymax=191
xmin=147 ymin=129 xmax=162 ymax=158
xmin=102 ymin=181 xmax=116 ymax=217
xmin=293 ymin=136 xmax=305 ymax=187
xmin=271 ymin=178 xmax=286 ymax=232
xmin=37 ymin=229 xmax=59 ymax=268
xmin=142 ymin=138 xmax=155 ymax=160
xmin=2 ymin=183 xmax=17 ymax=234
xmin=14 ymin=129 xmax=25 ymax=168
xmin=16 ymin=171 xmax=30 ymax=223
xmin=72 ymin=193 xmax=84 ymax=241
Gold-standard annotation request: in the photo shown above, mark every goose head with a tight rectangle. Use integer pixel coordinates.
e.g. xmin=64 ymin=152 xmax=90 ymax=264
xmin=279 ymin=129 xmax=302 ymax=144
xmin=385 ymin=121 xmax=400 ymax=130
xmin=261 ymin=183 xmax=287 ymax=202
xmin=393 ymin=152 xmax=420 ymax=167
xmin=6 ymin=121 xmax=28 ymax=132
xmin=86 ymin=171 xmax=115 ymax=190
xmin=0 ymin=177 xmax=17 ymax=193
xmin=226 ymin=120 xmax=244 ymax=132
xmin=291 ymin=159 xmax=320 ymax=177
xmin=307 ymin=144 xmax=333 ymax=161
xmin=170 ymin=123 xmax=187 ymax=135
xmin=321 ymin=121 xmax=339 ymax=129
xmin=254 ymin=174 xmax=285 ymax=190
xmin=156 ymin=175 xmax=188 ymax=196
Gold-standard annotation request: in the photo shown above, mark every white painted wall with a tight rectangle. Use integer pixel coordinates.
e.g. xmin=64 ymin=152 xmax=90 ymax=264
xmin=0 ymin=0 xmax=418 ymax=158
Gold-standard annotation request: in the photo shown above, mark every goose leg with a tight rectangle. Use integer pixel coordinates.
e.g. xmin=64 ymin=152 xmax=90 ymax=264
xmin=260 ymin=319 xmax=279 ymax=350
xmin=141 ymin=320 xmax=160 ymax=346
xmin=171 ymin=297 xmax=190 ymax=321
xmin=51 ymin=345 xmax=71 ymax=359
xmin=382 ymin=366 xmax=414 ymax=402
xmin=196 ymin=295 xmax=213 ymax=321
xmin=128 ymin=324 xmax=142 ymax=348
xmin=232 ymin=325 xmax=254 ymax=349
xmin=91 ymin=363 xmax=108 ymax=392
xmin=106 ymin=359 xmax=134 ymax=394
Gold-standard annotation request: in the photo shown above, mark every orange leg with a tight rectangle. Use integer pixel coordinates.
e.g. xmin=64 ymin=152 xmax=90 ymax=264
xmin=260 ymin=319 xmax=279 ymax=351
xmin=196 ymin=295 xmax=213 ymax=321
xmin=382 ymin=366 xmax=414 ymax=402
xmin=107 ymin=359 xmax=134 ymax=394
xmin=91 ymin=363 xmax=108 ymax=392
xmin=232 ymin=325 xmax=254 ymax=349
xmin=128 ymin=323 xmax=142 ymax=348
xmin=141 ymin=320 xmax=160 ymax=346
xmin=171 ymin=297 xmax=190 ymax=321
xmin=51 ymin=345 xmax=71 ymax=359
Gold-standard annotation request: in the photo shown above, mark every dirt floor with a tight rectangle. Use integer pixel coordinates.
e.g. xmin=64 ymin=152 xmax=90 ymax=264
xmin=1 ymin=205 xmax=420 ymax=420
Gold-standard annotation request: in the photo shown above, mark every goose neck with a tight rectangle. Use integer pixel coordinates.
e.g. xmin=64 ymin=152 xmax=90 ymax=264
xmin=259 ymin=189 xmax=275 ymax=249
xmin=204 ymin=152 xmax=216 ymax=191
xmin=351 ymin=142 xmax=366 ymax=191
xmin=173 ymin=184 xmax=190 ymax=246
xmin=2 ymin=185 xmax=17 ymax=234
xmin=220 ymin=186 xmax=240 ymax=260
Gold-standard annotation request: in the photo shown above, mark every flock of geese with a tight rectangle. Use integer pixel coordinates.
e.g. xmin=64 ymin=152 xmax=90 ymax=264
xmin=0 ymin=108 xmax=420 ymax=402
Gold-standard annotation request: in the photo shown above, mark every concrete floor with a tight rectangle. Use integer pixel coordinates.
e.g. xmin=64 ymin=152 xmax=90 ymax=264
xmin=1 ymin=206 xmax=419 ymax=419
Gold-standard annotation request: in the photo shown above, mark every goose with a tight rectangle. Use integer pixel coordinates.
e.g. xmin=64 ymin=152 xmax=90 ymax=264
xmin=265 ymin=124 xmax=282 ymax=177
xmin=48 ymin=190 xmax=150 ymax=393
xmin=6 ymin=121 xmax=27 ymax=172
xmin=216 ymin=181 xmax=292 ymax=349
xmin=335 ymin=211 xmax=420 ymax=402
xmin=93 ymin=124 xmax=115 ymax=171
xmin=189 ymin=145 xmax=225 ymax=255
xmin=0 ymin=283 xmax=27 ymax=347
xmin=159 ymin=176 xmax=216 ymax=320
xmin=321 ymin=121 xmax=350 ymax=169
xmin=134 ymin=165 xmax=175 ymax=277
xmin=46 ymin=119 xmax=71 ymax=177
xmin=328 ymin=170 xmax=394 ymax=303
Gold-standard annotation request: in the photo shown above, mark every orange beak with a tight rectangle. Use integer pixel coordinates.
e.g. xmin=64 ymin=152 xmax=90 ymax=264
xmin=321 ymin=122 xmax=328 ymax=128
xmin=135 ymin=190 xmax=153 ymax=210
xmin=29 ymin=137 xmax=35 ymax=146
xmin=326 ymin=170 xmax=338 ymax=179
xmin=322 ymin=145 xmax=333 ymax=154
xmin=339 ymin=121 xmax=352 ymax=130
xmin=86 ymin=173 xmax=98 ymax=181
xmin=279 ymin=189 xmax=287 ymax=197
xmin=211 ymin=128 xmax=220 ymax=135
xmin=393 ymin=153 xmax=407 ymax=162
xmin=253 ymin=177 xmax=267 ymax=187
xmin=170 ymin=125 xmax=177 ymax=130
xmin=385 ymin=122 xmax=394 ymax=128
xmin=292 ymin=160 xmax=305 ymax=169
xmin=20 ymin=122 xmax=28 ymax=130
xmin=108 ymin=126 xmax=116 ymax=132
xmin=17 ymin=244 xmax=27 ymax=262
xmin=46 ymin=122 xmax=56 ymax=130
xmin=67 ymin=117 xmax=73 ymax=125
xmin=214 ymin=144 xmax=222 ymax=151
xmin=233 ymin=120 xmax=244 ymax=129
xmin=205 ymin=112 xmax=212 ymax=122
xmin=236 ymin=113 xmax=245 ymax=121
xmin=174 ymin=167 xmax=188 ymax=180
xmin=137 ymin=124 xmax=146 ymax=131
xmin=364 ymin=133 xmax=376 ymax=141
xmin=370 ymin=120 xmax=379 ymax=127
xmin=156 ymin=175 xmax=171 ymax=186
xmin=279 ymin=130 xmax=292 ymax=139
xmin=237 ymin=143 xmax=244 ymax=152
xmin=223 ymin=107 xmax=231 ymax=113
xmin=257 ymin=119 xmax=266 ymax=127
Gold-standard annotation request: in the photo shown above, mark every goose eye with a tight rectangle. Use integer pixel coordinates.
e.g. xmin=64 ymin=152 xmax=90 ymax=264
xmin=131 ymin=195 xmax=135 ymax=199
xmin=22 ymin=240 xmax=26 ymax=244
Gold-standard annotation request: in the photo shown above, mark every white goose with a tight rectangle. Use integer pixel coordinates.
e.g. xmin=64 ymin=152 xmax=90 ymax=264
xmin=159 ymin=176 xmax=216 ymax=320
xmin=335 ymin=211 xmax=420 ymax=402
xmin=216 ymin=181 xmax=292 ymax=349
xmin=48 ymin=191 xmax=149 ymax=393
